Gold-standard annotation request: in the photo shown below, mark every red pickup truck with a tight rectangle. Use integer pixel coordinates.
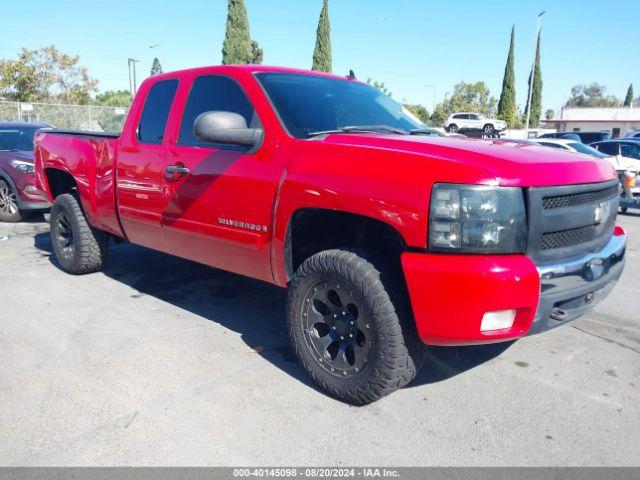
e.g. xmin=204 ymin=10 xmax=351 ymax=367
xmin=35 ymin=66 xmax=626 ymax=404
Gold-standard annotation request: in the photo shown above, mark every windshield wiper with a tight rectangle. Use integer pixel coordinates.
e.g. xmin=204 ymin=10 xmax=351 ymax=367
xmin=307 ymin=125 xmax=408 ymax=137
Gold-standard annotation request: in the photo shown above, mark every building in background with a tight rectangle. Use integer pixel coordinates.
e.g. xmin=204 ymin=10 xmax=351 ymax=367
xmin=544 ymin=107 xmax=640 ymax=138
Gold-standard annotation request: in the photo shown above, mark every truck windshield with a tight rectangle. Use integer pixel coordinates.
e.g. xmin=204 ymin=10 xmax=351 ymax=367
xmin=256 ymin=73 xmax=423 ymax=139
xmin=0 ymin=128 xmax=37 ymax=151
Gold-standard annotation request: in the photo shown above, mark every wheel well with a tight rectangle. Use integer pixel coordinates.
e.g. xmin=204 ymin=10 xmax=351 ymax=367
xmin=284 ymin=209 xmax=406 ymax=280
xmin=45 ymin=169 xmax=77 ymax=199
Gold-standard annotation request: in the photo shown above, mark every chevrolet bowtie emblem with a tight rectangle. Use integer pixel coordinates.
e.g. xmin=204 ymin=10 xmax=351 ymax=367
xmin=594 ymin=203 xmax=604 ymax=224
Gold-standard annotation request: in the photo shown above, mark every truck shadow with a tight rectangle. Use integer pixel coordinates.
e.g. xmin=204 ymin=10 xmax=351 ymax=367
xmin=34 ymin=232 xmax=512 ymax=395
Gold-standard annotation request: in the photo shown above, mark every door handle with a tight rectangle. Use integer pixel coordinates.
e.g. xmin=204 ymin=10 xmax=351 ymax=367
xmin=164 ymin=164 xmax=190 ymax=180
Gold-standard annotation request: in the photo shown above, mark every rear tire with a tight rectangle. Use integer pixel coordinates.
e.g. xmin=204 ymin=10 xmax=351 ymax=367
xmin=447 ymin=124 xmax=459 ymax=133
xmin=286 ymin=249 xmax=425 ymax=405
xmin=50 ymin=193 xmax=109 ymax=274
xmin=0 ymin=179 xmax=23 ymax=223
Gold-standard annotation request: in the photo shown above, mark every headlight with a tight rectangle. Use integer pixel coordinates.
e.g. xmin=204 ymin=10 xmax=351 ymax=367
xmin=429 ymin=184 xmax=527 ymax=253
xmin=10 ymin=160 xmax=35 ymax=173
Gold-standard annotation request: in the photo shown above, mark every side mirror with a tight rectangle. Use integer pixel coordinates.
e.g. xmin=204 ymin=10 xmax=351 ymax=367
xmin=193 ymin=111 xmax=262 ymax=147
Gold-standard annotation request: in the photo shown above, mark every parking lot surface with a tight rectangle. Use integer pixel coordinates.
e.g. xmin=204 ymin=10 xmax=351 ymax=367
xmin=1 ymin=214 xmax=639 ymax=466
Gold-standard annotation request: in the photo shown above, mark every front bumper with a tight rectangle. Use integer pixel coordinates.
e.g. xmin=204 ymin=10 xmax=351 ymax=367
xmin=401 ymin=231 xmax=626 ymax=346
xmin=528 ymin=231 xmax=625 ymax=335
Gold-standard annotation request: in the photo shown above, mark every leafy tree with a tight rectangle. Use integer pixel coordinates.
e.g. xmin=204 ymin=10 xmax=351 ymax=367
xmin=222 ymin=0 xmax=256 ymax=64
xmin=564 ymin=83 xmax=620 ymax=108
xmin=251 ymin=40 xmax=264 ymax=65
xmin=524 ymin=32 xmax=542 ymax=127
xmin=312 ymin=0 xmax=332 ymax=72
xmin=545 ymin=109 xmax=554 ymax=120
xmin=93 ymin=90 xmax=132 ymax=107
xmin=403 ymin=104 xmax=430 ymax=124
xmin=0 ymin=45 xmax=97 ymax=104
xmin=497 ymin=26 xmax=516 ymax=126
xmin=151 ymin=57 xmax=163 ymax=76
xmin=624 ymin=84 xmax=634 ymax=107
xmin=366 ymin=78 xmax=392 ymax=97
xmin=430 ymin=81 xmax=497 ymax=126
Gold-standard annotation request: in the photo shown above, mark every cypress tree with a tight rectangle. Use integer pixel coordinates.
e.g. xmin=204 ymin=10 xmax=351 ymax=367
xmin=222 ymin=0 xmax=253 ymax=65
xmin=624 ymin=84 xmax=634 ymax=107
xmin=497 ymin=26 xmax=516 ymax=127
xmin=525 ymin=31 xmax=543 ymax=128
xmin=150 ymin=57 xmax=163 ymax=76
xmin=312 ymin=0 xmax=332 ymax=72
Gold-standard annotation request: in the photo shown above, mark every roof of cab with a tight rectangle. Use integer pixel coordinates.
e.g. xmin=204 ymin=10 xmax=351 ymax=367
xmin=149 ymin=64 xmax=353 ymax=82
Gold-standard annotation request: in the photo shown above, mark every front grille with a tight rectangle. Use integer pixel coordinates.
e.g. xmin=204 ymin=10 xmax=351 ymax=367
xmin=527 ymin=180 xmax=620 ymax=263
xmin=540 ymin=224 xmax=598 ymax=250
xmin=542 ymin=185 xmax=619 ymax=210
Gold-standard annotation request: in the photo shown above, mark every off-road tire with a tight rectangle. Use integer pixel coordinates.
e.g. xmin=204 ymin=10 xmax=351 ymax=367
xmin=287 ymin=249 xmax=426 ymax=405
xmin=0 ymin=179 xmax=23 ymax=223
xmin=50 ymin=193 xmax=109 ymax=274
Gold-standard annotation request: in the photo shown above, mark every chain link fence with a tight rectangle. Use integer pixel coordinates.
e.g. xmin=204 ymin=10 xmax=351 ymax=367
xmin=0 ymin=101 xmax=129 ymax=133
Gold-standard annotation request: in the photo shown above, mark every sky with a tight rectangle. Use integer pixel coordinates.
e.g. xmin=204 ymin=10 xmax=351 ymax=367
xmin=2 ymin=0 xmax=639 ymax=115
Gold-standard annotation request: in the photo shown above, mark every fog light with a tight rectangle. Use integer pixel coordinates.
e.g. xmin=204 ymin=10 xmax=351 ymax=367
xmin=481 ymin=310 xmax=516 ymax=332
xmin=24 ymin=184 xmax=37 ymax=193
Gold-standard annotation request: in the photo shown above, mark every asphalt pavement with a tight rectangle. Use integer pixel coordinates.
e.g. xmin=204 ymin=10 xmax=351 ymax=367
xmin=0 ymin=213 xmax=638 ymax=466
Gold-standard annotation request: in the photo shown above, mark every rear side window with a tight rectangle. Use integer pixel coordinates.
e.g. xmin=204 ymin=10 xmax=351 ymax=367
xmin=137 ymin=79 xmax=179 ymax=144
xmin=596 ymin=142 xmax=619 ymax=156
xmin=178 ymin=75 xmax=256 ymax=147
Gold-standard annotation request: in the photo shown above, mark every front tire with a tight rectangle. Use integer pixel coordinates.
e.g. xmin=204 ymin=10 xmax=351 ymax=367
xmin=287 ymin=249 xmax=425 ymax=405
xmin=483 ymin=124 xmax=495 ymax=136
xmin=50 ymin=193 xmax=109 ymax=274
xmin=0 ymin=179 xmax=23 ymax=223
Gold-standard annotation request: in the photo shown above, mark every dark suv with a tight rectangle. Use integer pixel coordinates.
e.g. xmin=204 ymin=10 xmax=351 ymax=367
xmin=0 ymin=122 xmax=52 ymax=222
xmin=538 ymin=131 xmax=611 ymax=144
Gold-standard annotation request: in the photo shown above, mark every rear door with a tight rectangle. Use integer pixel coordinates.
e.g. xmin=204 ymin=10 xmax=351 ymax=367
xmin=467 ymin=114 xmax=482 ymax=129
xmin=161 ymin=74 xmax=281 ymax=282
xmin=117 ymin=78 xmax=179 ymax=252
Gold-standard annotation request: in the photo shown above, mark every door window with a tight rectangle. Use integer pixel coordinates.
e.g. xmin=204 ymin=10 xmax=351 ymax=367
xmin=621 ymin=143 xmax=640 ymax=159
xmin=137 ymin=79 xmax=179 ymax=144
xmin=178 ymin=75 xmax=257 ymax=147
xmin=596 ymin=142 xmax=619 ymax=156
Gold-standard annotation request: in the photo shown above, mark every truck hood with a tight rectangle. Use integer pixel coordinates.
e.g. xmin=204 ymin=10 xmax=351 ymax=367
xmin=321 ymin=134 xmax=617 ymax=187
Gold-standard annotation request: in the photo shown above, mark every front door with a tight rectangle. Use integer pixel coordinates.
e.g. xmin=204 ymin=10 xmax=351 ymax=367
xmin=161 ymin=75 xmax=281 ymax=283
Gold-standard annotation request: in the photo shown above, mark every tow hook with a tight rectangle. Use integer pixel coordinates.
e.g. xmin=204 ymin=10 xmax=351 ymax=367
xmin=550 ymin=308 xmax=568 ymax=322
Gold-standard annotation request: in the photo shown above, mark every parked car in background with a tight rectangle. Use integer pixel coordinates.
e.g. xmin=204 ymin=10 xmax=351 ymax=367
xmin=538 ymin=131 xmax=611 ymax=144
xmin=444 ymin=112 xmax=507 ymax=136
xmin=624 ymin=129 xmax=640 ymax=139
xmin=35 ymin=65 xmax=626 ymax=404
xmin=536 ymin=138 xmax=612 ymax=159
xmin=590 ymin=139 xmax=640 ymax=170
xmin=537 ymin=132 xmax=581 ymax=142
xmin=0 ymin=122 xmax=52 ymax=222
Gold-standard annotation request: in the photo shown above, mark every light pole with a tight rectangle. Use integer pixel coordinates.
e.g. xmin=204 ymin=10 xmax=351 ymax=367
xmin=150 ymin=44 xmax=166 ymax=71
xmin=128 ymin=58 xmax=140 ymax=96
xmin=524 ymin=10 xmax=545 ymax=137
xmin=425 ymin=84 xmax=436 ymax=114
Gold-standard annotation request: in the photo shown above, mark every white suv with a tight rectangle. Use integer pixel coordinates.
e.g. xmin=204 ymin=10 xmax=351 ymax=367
xmin=444 ymin=112 xmax=507 ymax=135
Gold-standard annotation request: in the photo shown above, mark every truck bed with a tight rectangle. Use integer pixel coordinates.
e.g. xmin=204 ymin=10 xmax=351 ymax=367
xmin=34 ymin=129 xmax=124 ymax=238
